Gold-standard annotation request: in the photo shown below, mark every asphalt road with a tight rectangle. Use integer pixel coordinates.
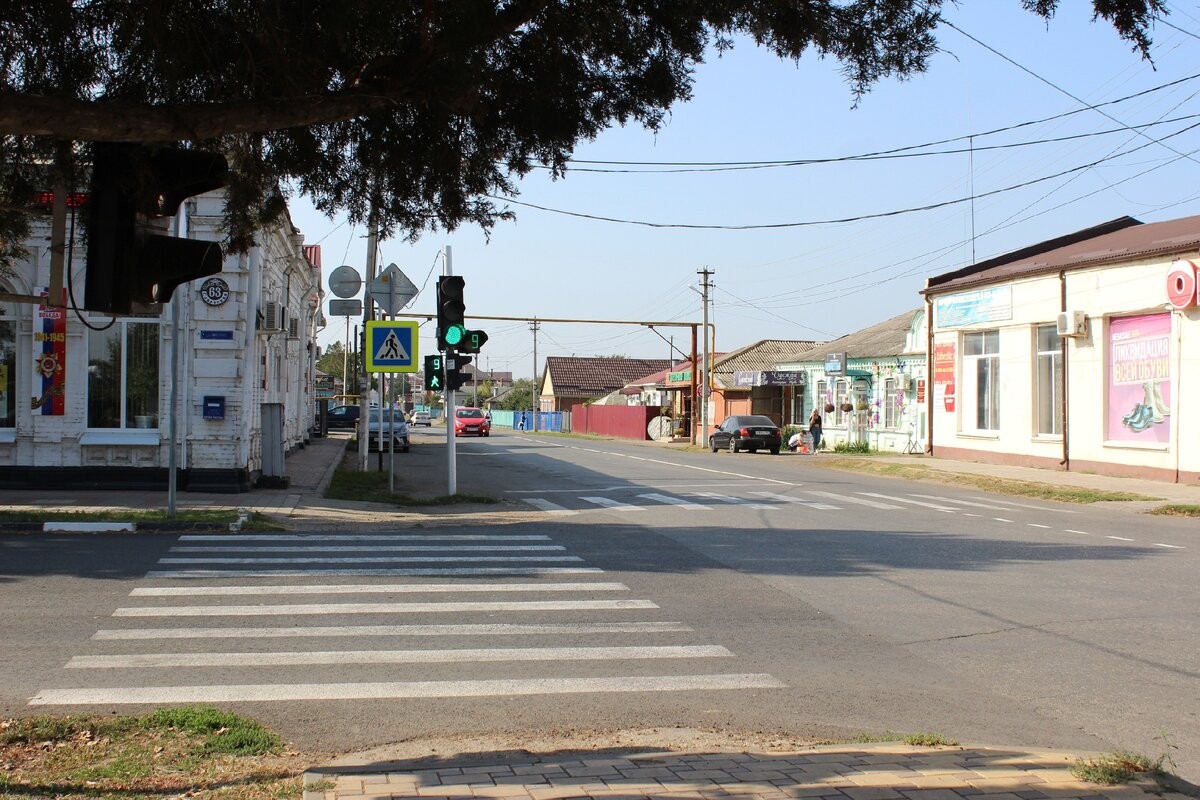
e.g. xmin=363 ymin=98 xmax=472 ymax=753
xmin=1 ymin=428 xmax=1195 ymax=780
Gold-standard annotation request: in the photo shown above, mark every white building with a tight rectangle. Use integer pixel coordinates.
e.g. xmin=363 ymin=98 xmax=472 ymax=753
xmin=924 ymin=214 xmax=1200 ymax=484
xmin=0 ymin=190 xmax=322 ymax=491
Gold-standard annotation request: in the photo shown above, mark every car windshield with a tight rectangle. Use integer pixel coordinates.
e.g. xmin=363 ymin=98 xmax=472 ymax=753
xmin=738 ymin=416 xmax=776 ymax=427
xmin=367 ymin=410 xmax=405 ymax=422
xmin=457 ymin=409 xmax=484 ymax=418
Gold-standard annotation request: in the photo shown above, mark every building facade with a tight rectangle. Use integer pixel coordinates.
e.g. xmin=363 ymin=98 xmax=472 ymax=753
xmin=0 ymin=191 xmax=322 ymax=491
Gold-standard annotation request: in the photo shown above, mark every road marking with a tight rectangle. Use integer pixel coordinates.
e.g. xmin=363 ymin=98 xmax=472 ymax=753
xmin=993 ymin=518 xmax=1013 ymax=523
xmin=178 ymin=534 xmax=553 ymax=542
xmin=750 ymin=492 xmax=838 ymax=510
xmin=66 ymin=645 xmax=733 ymax=669
xmin=638 ymin=493 xmax=710 ymax=511
xmin=113 ymin=599 xmax=659 ymax=617
xmin=1154 ymin=543 xmax=1185 ymax=549
xmin=523 ymin=498 xmax=576 ymax=515
xmin=146 ymin=567 xmax=604 ymax=578
xmin=969 ymin=497 xmax=1077 ymax=513
xmin=911 ymin=494 xmax=1011 ymax=511
xmin=963 ymin=513 xmax=982 ymax=518
xmin=131 ymin=582 xmax=629 ymax=597
xmin=1106 ymin=536 xmax=1135 ymax=542
xmin=157 ymin=556 xmax=585 ymax=565
xmin=857 ymin=493 xmax=956 ymax=512
xmin=1027 ymin=523 xmax=1052 ymax=529
xmin=806 ymin=491 xmax=901 ymax=510
xmin=689 ymin=492 xmax=777 ymax=510
xmin=579 ymin=496 xmax=645 ymax=511
xmin=169 ymin=545 xmax=568 ymax=553
xmin=30 ymin=673 xmax=786 ymax=705
xmin=93 ymin=621 xmax=695 ymax=640
xmin=1065 ymin=530 xmax=1091 ymax=535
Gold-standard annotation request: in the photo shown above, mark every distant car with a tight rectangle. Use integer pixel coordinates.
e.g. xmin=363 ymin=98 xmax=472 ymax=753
xmin=454 ymin=407 xmax=491 ymax=437
xmin=410 ymin=410 xmax=432 ymax=427
xmin=318 ymin=404 xmax=361 ymax=430
xmin=356 ymin=409 xmax=410 ymax=452
xmin=711 ymin=415 xmax=782 ymax=454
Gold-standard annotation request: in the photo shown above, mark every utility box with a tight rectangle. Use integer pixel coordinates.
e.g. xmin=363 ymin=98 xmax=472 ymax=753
xmin=202 ymin=396 xmax=225 ymax=420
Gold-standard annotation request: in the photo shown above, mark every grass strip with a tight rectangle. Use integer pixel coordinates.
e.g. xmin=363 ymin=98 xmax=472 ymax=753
xmin=1147 ymin=503 xmax=1200 ymax=517
xmin=325 ymin=457 xmax=497 ymax=507
xmin=1070 ymin=751 xmax=1158 ymax=784
xmin=0 ymin=707 xmax=302 ymax=800
xmin=0 ymin=509 xmax=242 ymax=524
xmin=818 ymin=457 xmax=1162 ymax=504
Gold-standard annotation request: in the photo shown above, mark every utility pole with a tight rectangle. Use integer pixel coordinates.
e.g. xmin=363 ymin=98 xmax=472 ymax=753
xmin=443 ymin=245 xmax=456 ymax=496
xmin=358 ymin=210 xmax=379 ymax=472
xmin=698 ymin=268 xmax=713 ymax=449
xmin=530 ymin=319 xmax=540 ymax=433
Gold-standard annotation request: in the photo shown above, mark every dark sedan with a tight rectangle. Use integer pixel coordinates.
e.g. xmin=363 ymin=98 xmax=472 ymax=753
xmin=711 ymin=414 xmax=782 ymax=454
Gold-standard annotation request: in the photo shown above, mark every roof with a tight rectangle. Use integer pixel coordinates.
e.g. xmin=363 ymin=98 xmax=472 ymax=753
xmin=543 ymin=356 xmax=674 ymax=398
xmin=711 ymin=340 xmax=822 ymax=388
xmin=461 ymin=364 xmax=513 ymax=383
xmin=783 ymin=309 xmax=922 ymax=361
xmin=925 ymin=214 xmax=1200 ymax=294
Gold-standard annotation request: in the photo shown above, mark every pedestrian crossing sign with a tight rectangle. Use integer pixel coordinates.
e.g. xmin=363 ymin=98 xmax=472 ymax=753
xmin=365 ymin=320 xmax=419 ymax=373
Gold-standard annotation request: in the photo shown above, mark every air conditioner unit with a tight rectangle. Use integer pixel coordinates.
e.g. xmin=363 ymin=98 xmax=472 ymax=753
xmin=287 ymin=317 xmax=299 ymax=339
xmin=260 ymin=301 xmax=283 ymax=333
xmin=901 ymin=375 xmax=914 ymax=391
xmin=1056 ymin=310 xmax=1088 ymax=337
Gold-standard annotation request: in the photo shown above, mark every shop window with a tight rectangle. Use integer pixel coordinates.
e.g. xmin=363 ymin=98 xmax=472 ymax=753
xmin=835 ymin=378 xmax=850 ymax=426
xmin=963 ymin=330 xmax=1000 ymax=432
xmin=884 ymin=378 xmax=899 ymax=429
xmin=0 ymin=299 xmax=15 ymax=428
xmin=1035 ymin=325 xmax=1063 ymax=436
xmin=87 ymin=320 xmax=160 ymax=429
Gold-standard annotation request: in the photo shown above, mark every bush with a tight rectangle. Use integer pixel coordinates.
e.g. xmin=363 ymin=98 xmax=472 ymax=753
xmin=833 ymin=440 xmax=873 ymax=454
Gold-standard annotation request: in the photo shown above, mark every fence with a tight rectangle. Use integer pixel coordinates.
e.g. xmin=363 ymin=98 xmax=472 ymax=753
xmin=570 ymin=404 xmax=659 ymax=440
xmin=489 ymin=409 xmax=569 ymax=432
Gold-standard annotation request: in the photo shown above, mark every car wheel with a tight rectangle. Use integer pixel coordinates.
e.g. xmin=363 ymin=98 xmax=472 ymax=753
xmin=769 ymin=447 xmax=780 ymax=455
xmin=748 ymin=448 xmax=757 ymax=454
xmin=711 ymin=439 xmax=719 ymax=453
xmin=728 ymin=438 xmax=738 ymax=453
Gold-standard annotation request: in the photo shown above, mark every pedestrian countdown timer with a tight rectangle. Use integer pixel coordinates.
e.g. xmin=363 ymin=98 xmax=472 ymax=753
xmin=365 ymin=320 xmax=419 ymax=373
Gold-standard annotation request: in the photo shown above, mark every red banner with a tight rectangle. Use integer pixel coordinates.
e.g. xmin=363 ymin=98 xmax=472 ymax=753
xmin=33 ymin=288 xmax=66 ymax=415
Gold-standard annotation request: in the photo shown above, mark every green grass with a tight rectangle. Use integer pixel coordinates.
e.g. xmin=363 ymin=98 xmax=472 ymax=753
xmin=1147 ymin=503 xmax=1200 ymax=517
xmin=1070 ymin=751 xmax=1157 ymax=784
xmin=147 ymin=706 xmax=281 ymax=756
xmin=325 ymin=460 xmax=497 ymax=506
xmin=832 ymin=440 xmax=875 ymax=454
xmin=835 ymin=731 xmax=958 ymax=746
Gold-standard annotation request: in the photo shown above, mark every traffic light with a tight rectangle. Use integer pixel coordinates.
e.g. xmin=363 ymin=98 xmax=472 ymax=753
xmin=424 ymin=354 xmax=444 ymax=392
xmin=446 ymin=355 xmax=472 ymax=391
xmin=85 ymin=143 xmax=228 ymax=315
xmin=457 ymin=329 xmax=489 ymax=354
xmin=436 ymin=275 xmax=466 ymax=351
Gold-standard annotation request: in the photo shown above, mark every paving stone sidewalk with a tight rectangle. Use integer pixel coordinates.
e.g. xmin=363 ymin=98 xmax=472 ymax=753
xmin=309 ymin=745 xmax=1186 ymax=800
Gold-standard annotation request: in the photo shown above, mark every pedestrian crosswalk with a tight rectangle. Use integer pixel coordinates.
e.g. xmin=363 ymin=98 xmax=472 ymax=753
xmin=30 ymin=533 xmax=783 ymax=707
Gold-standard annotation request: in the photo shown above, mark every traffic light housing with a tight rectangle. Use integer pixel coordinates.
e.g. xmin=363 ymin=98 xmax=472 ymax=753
xmin=446 ymin=355 xmax=472 ymax=391
xmin=423 ymin=354 xmax=444 ymax=392
xmin=436 ymin=275 xmax=466 ymax=351
xmin=457 ymin=329 xmax=489 ymax=354
xmin=85 ymin=143 xmax=228 ymax=315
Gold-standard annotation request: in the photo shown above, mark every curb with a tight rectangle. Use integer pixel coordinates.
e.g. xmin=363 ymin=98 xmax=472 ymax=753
xmin=0 ymin=520 xmax=246 ymax=534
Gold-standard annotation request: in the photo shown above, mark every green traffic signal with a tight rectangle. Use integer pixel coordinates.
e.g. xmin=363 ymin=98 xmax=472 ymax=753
xmin=443 ymin=324 xmax=466 ymax=347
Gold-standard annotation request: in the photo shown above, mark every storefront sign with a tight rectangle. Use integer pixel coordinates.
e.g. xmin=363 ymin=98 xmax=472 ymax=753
xmin=668 ymin=369 xmax=692 ymax=382
xmin=933 ymin=341 xmax=956 ymax=413
xmin=916 ymin=378 xmax=926 ymax=404
xmin=1166 ymin=259 xmax=1198 ymax=309
xmin=1107 ymin=313 xmax=1171 ymax=443
xmin=823 ymin=352 xmax=847 ymax=376
xmin=935 ymin=285 xmax=1012 ymax=328
xmin=32 ymin=288 xmax=66 ymax=416
xmin=199 ymin=277 xmax=230 ymax=306
xmin=199 ymin=330 xmax=234 ymax=340
xmin=732 ymin=370 xmax=806 ymax=387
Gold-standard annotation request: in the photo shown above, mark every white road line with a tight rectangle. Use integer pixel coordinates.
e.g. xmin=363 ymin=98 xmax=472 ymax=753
xmin=523 ymin=498 xmax=576 ymax=515
xmin=969 ymin=497 xmax=1077 ymax=513
xmin=1106 ymin=536 xmax=1135 ymax=542
xmin=1027 ymin=523 xmax=1052 ymax=529
xmin=963 ymin=513 xmax=982 ymax=518
xmin=66 ymin=645 xmax=733 ymax=669
xmin=911 ymin=494 xmax=1011 ymax=511
xmin=131 ymin=582 xmax=629 ymax=597
xmin=579 ymin=497 xmax=645 ymax=511
xmin=169 ymin=545 xmax=567 ymax=553
xmin=93 ymin=621 xmax=694 ymax=640
xmin=857 ymin=493 xmax=956 ymax=512
xmin=113 ymin=599 xmax=659 ymax=617
xmin=30 ymin=673 xmax=786 ymax=705
xmin=157 ymin=556 xmax=585 ymax=565
xmin=689 ymin=492 xmax=777 ymax=510
xmin=993 ymin=518 xmax=1013 ymax=523
xmin=1065 ymin=530 xmax=1091 ymax=535
xmin=178 ymin=534 xmax=553 ymax=541
xmin=1154 ymin=543 xmax=1185 ymax=549
xmin=806 ymin=491 xmax=901 ymax=510
xmin=638 ymin=493 xmax=710 ymax=511
xmin=146 ymin=567 xmax=604 ymax=578
xmin=750 ymin=492 xmax=838 ymax=510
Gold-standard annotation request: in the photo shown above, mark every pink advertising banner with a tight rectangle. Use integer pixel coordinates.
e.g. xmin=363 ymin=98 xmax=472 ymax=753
xmin=1107 ymin=313 xmax=1172 ymax=443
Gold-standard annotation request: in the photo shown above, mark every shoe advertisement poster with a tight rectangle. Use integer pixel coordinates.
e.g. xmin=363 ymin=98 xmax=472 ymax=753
xmin=1108 ymin=313 xmax=1172 ymax=443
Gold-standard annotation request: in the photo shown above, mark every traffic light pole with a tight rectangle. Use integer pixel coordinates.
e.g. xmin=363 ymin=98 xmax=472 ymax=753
xmin=443 ymin=246 xmax=456 ymax=497
xmin=359 ymin=214 xmax=378 ymax=472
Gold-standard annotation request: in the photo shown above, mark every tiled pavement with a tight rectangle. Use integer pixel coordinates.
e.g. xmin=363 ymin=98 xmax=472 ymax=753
xmin=309 ymin=745 xmax=1186 ymax=800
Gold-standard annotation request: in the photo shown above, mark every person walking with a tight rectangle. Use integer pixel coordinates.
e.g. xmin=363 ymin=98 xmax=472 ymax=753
xmin=807 ymin=407 xmax=823 ymax=451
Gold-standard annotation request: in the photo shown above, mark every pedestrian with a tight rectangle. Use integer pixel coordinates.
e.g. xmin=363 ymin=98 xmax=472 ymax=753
xmin=787 ymin=431 xmax=804 ymax=452
xmin=518 ymin=412 xmax=526 ymax=431
xmin=807 ymin=407 xmax=823 ymax=451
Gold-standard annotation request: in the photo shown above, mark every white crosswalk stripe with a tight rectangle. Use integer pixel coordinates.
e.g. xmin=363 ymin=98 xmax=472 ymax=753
xmin=805 ymin=491 xmax=901 ymax=510
xmin=689 ymin=492 xmax=777 ymax=510
xmin=579 ymin=496 xmax=645 ymax=511
xmin=523 ymin=498 xmax=576 ymax=514
xmin=857 ymin=492 xmax=957 ymax=512
xmin=168 ymin=544 xmax=568 ymax=553
xmin=638 ymin=493 xmax=710 ymax=510
xmin=157 ymin=555 xmax=585 ymax=564
xmin=130 ymin=582 xmax=630 ymax=597
xmin=147 ymin=567 xmax=604 ymax=578
xmin=750 ymin=491 xmax=839 ymax=510
xmin=93 ymin=621 xmax=695 ymax=640
xmin=909 ymin=494 xmax=1010 ymax=511
xmin=113 ymin=599 xmax=659 ymax=617
xmin=177 ymin=534 xmax=554 ymax=541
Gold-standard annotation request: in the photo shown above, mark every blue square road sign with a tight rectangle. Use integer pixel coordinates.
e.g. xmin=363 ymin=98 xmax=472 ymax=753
xmin=365 ymin=320 xmax=419 ymax=373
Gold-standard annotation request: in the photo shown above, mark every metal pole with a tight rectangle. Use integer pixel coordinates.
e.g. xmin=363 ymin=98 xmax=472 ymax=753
xmin=359 ymin=212 xmax=379 ymax=471
xmin=444 ymin=246 xmax=456 ymax=496
xmin=342 ymin=316 xmax=349 ymax=395
xmin=388 ymin=278 xmax=396 ymax=492
xmin=531 ymin=319 xmax=539 ymax=432
xmin=167 ymin=209 xmax=183 ymax=517
xmin=699 ymin=269 xmax=712 ymax=449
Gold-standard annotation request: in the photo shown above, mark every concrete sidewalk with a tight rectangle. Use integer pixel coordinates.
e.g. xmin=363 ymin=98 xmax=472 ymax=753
xmin=309 ymin=743 xmax=1187 ymax=800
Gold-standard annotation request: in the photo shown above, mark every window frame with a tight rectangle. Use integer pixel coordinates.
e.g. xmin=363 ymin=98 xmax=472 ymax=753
xmin=1034 ymin=324 xmax=1063 ymax=437
xmin=962 ymin=330 xmax=1000 ymax=433
xmin=86 ymin=317 xmax=162 ymax=430
xmin=883 ymin=377 xmax=899 ymax=429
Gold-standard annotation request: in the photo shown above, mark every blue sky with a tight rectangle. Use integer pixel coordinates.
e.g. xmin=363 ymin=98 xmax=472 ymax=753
xmin=293 ymin=2 xmax=1200 ymax=381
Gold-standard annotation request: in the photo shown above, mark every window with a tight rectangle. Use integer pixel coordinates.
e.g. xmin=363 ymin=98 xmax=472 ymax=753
xmin=884 ymin=378 xmax=899 ymax=429
xmin=963 ymin=330 xmax=1000 ymax=432
xmin=87 ymin=320 xmax=160 ymax=429
xmin=835 ymin=378 xmax=850 ymax=426
xmin=0 ymin=300 xmax=15 ymax=428
xmin=815 ymin=380 xmax=827 ymax=418
xmin=1035 ymin=325 xmax=1063 ymax=436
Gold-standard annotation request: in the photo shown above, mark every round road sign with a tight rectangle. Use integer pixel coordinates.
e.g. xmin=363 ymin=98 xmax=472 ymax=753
xmin=328 ymin=265 xmax=362 ymax=298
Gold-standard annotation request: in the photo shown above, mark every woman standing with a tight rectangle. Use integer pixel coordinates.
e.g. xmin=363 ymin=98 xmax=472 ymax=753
xmin=807 ymin=407 xmax=823 ymax=451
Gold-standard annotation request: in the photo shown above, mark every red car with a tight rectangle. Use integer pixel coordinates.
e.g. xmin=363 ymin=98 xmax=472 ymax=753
xmin=454 ymin=407 xmax=491 ymax=437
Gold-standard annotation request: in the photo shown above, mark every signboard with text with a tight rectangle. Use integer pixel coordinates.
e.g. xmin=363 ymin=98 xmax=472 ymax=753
xmin=1107 ymin=313 xmax=1171 ymax=443
xmin=933 ymin=341 xmax=956 ymax=413
xmin=935 ymin=285 xmax=1013 ymax=328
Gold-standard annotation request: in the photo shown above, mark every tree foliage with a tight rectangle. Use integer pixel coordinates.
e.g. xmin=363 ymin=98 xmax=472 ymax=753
xmin=0 ymin=0 xmax=1166 ymax=265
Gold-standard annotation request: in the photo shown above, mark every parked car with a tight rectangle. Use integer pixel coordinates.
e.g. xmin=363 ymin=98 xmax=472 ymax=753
xmin=317 ymin=404 xmax=361 ymax=430
xmin=355 ymin=409 xmax=410 ymax=452
xmin=711 ymin=415 xmax=782 ymax=454
xmin=453 ymin=407 xmax=491 ymax=437
xmin=410 ymin=410 xmax=432 ymax=427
